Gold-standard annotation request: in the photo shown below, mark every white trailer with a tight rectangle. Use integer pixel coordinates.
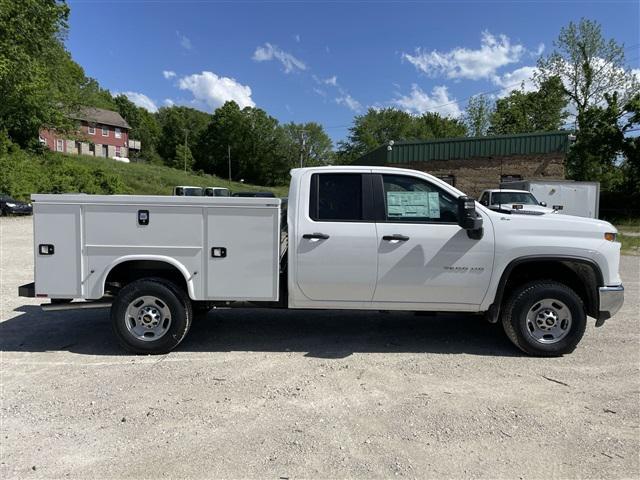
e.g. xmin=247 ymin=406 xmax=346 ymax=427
xmin=501 ymin=180 xmax=600 ymax=218
xmin=19 ymin=167 xmax=624 ymax=357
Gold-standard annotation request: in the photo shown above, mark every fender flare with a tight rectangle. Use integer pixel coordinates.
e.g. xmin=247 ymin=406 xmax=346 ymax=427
xmin=100 ymin=255 xmax=196 ymax=300
xmin=487 ymin=255 xmax=604 ymax=322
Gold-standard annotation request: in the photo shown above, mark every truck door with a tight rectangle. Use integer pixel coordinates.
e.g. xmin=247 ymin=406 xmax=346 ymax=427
xmin=372 ymin=173 xmax=494 ymax=307
xmin=295 ymin=172 xmax=378 ymax=302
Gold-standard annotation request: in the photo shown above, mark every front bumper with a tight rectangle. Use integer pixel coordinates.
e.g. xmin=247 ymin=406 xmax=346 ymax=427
xmin=596 ymin=285 xmax=624 ymax=326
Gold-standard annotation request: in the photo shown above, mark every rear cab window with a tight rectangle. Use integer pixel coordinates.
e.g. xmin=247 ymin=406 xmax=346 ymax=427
xmin=309 ymin=173 xmax=363 ymax=221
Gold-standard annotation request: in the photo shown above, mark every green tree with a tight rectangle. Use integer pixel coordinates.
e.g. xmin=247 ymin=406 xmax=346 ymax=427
xmin=195 ymin=101 xmax=289 ymax=185
xmin=281 ymin=122 xmax=333 ymax=168
xmin=169 ymin=144 xmax=195 ymax=171
xmin=489 ymin=77 xmax=568 ymax=135
xmin=567 ymin=92 xmax=640 ymax=190
xmin=536 ymin=18 xmax=638 ymax=123
xmin=114 ymin=95 xmax=162 ymax=163
xmin=536 ymin=18 xmax=638 ymax=185
xmin=0 ymin=0 xmax=74 ymax=146
xmin=464 ymin=95 xmax=493 ymax=137
xmin=156 ymin=106 xmax=210 ymax=166
xmin=337 ymin=108 xmax=466 ymax=163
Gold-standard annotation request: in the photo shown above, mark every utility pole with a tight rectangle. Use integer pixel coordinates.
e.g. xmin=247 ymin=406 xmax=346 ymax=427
xmin=183 ymin=129 xmax=189 ymax=172
xmin=299 ymin=128 xmax=307 ymax=168
xmin=227 ymin=144 xmax=232 ymax=185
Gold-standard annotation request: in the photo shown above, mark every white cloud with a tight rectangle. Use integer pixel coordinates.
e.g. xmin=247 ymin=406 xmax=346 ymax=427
xmin=294 ymin=34 xmax=301 ymax=43
xmin=324 ymin=75 xmax=338 ymax=86
xmin=393 ymin=85 xmax=462 ymax=118
xmin=163 ymin=98 xmax=175 ymax=107
xmin=163 ymin=70 xmax=176 ymax=79
xmin=335 ymin=94 xmax=362 ymax=113
xmin=313 ymin=87 xmax=327 ymax=97
xmin=403 ymin=31 xmax=525 ymax=80
xmin=252 ymin=43 xmax=306 ymax=73
xmin=492 ymin=65 xmax=538 ymax=96
xmin=177 ymin=71 xmax=255 ymax=110
xmin=118 ymin=91 xmax=158 ymax=112
xmin=177 ymin=31 xmax=192 ymax=50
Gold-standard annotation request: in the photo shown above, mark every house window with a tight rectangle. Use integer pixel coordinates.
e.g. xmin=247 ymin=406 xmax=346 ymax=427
xmin=56 ymin=139 xmax=64 ymax=152
xmin=115 ymin=146 xmax=121 ymax=157
xmin=102 ymin=126 xmax=109 ymax=137
xmin=114 ymin=127 xmax=122 ymax=139
xmin=88 ymin=124 xmax=95 ymax=135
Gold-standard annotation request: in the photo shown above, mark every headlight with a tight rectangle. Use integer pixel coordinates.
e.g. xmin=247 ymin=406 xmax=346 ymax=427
xmin=6 ymin=202 xmax=16 ymax=207
xmin=604 ymin=232 xmax=617 ymax=242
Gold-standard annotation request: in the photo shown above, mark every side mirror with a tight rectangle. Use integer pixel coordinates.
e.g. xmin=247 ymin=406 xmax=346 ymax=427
xmin=539 ymin=201 xmax=547 ymax=207
xmin=457 ymin=196 xmax=483 ymax=233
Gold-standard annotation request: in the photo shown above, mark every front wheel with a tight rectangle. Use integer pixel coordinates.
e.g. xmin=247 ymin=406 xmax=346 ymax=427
xmin=111 ymin=278 xmax=192 ymax=354
xmin=502 ymin=281 xmax=586 ymax=356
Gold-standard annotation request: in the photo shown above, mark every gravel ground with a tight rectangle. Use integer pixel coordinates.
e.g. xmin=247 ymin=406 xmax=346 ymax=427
xmin=1 ymin=216 xmax=639 ymax=479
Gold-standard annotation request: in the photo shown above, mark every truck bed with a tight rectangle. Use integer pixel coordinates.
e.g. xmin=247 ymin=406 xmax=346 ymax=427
xmin=31 ymin=194 xmax=282 ymax=301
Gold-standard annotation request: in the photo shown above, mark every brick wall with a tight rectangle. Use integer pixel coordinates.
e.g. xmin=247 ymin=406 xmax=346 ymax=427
xmin=394 ymin=153 xmax=565 ymax=198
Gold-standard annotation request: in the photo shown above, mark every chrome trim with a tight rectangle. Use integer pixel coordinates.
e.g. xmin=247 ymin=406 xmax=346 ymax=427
xmin=597 ymin=285 xmax=624 ymax=324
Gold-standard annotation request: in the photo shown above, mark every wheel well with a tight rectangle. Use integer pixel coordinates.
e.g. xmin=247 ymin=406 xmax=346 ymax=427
xmin=499 ymin=259 xmax=600 ymax=318
xmin=105 ymin=260 xmax=189 ymax=297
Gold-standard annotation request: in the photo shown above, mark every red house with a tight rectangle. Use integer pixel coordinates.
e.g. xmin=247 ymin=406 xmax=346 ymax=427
xmin=39 ymin=107 xmax=140 ymax=161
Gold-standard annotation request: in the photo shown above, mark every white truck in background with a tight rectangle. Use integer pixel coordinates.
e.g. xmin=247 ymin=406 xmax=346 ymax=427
xmin=500 ymin=180 xmax=600 ymax=218
xmin=19 ymin=167 xmax=624 ymax=357
xmin=479 ymin=189 xmax=554 ymax=215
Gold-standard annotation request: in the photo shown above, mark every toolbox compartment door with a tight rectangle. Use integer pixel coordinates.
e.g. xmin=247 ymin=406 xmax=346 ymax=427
xmin=206 ymin=206 xmax=279 ymax=301
xmin=34 ymin=203 xmax=82 ymax=297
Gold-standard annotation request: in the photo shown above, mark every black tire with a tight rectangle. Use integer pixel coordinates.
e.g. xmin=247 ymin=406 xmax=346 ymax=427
xmin=501 ymin=280 xmax=586 ymax=356
xmin=111 ymin=278 xmax=192 ymax=354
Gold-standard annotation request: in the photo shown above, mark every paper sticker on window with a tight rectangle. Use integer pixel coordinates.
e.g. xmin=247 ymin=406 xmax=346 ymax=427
xmin=386 ymin=191 xmax=437 ymax=218
xmin=428 ymin=192 xmax=440 ymax=218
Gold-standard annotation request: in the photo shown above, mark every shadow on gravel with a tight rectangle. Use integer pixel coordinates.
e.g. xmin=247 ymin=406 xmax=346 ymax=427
xmin=1 ymin=305 xmax=522 ymax=357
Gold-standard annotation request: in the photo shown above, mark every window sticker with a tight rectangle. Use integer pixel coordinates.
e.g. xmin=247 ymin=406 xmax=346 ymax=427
xmin=428 ymin=191 xmax=441 ymax=218
xmin=386 ymin=191 xmax=440 ymax=218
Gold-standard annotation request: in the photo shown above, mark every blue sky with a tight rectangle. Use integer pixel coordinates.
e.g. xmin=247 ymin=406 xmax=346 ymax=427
xmin=66 ymin=0 xmax=640 ymax=143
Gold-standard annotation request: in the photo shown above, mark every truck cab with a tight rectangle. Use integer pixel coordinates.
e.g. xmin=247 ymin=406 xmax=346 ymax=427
xmin=20 ymin=167 xmax=624 ymax=357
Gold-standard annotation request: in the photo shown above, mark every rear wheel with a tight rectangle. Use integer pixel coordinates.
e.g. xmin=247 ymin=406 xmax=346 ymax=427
xmin=502 ymin=281 xmax=586 ymax=356
xmin=111 ymin=278 xmax=192 ymax=354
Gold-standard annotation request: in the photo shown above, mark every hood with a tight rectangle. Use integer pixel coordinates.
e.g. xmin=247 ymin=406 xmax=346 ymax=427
xmin=489 ymin=208 xmax=617 ymax=236
xmin=492 ymin=204 xmax=556 ymax=215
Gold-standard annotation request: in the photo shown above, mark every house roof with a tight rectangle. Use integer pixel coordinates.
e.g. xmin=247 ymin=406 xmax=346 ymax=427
xmin=72 ymin=107 xmax=131 ymax=129
xmin=356 ymin=131 xmax=571 ymax=165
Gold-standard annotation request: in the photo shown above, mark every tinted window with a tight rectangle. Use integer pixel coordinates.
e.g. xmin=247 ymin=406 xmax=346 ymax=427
xmin=311 ymin=173 xmax=362 ymax=221
xmin=382 ymin=175 xmax=458 ymax=223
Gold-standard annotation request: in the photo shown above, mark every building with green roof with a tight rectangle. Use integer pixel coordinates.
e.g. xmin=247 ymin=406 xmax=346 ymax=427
xmin=355 ymin=131 xmax=571 ymax=197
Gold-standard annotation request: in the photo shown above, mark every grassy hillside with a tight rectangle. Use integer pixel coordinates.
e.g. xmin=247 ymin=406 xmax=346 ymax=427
xmin=0 ymin=149 xmax=289 ymax=200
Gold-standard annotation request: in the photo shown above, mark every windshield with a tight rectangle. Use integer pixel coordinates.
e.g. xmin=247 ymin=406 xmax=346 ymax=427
xmin=492 ymin=192 xmax=538 ymax=205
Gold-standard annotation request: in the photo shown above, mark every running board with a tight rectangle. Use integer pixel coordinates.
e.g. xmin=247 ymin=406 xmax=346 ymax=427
xmin=41 ymin=301 xmax=113 ymax=312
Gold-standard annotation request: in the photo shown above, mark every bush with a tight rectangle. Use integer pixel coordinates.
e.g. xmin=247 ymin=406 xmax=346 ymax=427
xmin=0 ymin=148 xmax=131 ymax=200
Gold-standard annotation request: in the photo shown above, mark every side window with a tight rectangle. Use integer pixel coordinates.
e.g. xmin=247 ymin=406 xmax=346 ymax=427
xmin=310 ymin=173 xmax=362 ymax=221
xmin=480 ymin=192 xmax=489 ymax=205
xmin=382 ymin=174 xmax=458 ymax=223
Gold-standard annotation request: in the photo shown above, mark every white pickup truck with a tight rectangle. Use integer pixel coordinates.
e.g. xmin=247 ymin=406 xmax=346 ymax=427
xmin=19 ymin=166 xmax=624 ymax=356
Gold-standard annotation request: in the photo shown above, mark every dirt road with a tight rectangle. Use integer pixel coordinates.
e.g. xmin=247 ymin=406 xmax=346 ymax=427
xmin=1 ymin=216 xmax=638 ymax=479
